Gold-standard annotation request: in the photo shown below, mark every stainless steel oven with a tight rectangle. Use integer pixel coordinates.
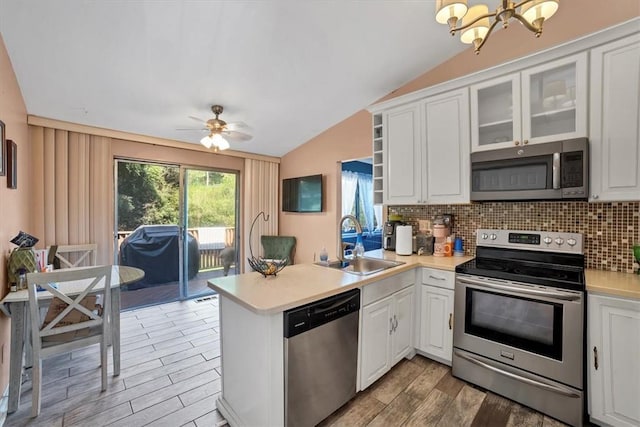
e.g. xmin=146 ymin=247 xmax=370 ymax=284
xmin=453 ymin=229 xmax=586 ymax=427
xmin=470 ymin=138 xmax=588 ymax=201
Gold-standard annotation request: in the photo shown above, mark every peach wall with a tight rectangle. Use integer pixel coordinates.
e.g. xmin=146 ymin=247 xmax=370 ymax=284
xmin=279 ymin=110 xmax=371 ymax=263
xmin=380 ymin=0 xmax=640 ymax=101
xmin=0 ymin=34 xmax=29 ymax=396
xmin=279 ymin=0 xmax=639 ymax=264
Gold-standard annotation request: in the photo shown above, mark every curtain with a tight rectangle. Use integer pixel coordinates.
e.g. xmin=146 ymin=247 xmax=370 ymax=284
xmin=341 ymin=171 xmax=358 ymax=231
xmin=243 ymin=158 xmax=279 ymax=271
xmin=29 ymin=126 xmax=113 ymax=264
xmin=357 ymin=174 xmax=375 ymax=233
xmin=374 ymin=205 xmax=383 ymax=231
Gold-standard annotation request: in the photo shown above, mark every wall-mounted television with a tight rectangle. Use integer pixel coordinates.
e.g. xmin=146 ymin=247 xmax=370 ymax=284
xmin=282 ymin=174 xmax=323 ymax=213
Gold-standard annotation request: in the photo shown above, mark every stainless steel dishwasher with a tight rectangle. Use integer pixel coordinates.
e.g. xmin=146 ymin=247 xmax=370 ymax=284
xmin=283 ymin=288 xmax=360 ymax=427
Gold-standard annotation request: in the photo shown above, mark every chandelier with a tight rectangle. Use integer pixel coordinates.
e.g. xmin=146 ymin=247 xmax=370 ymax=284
xmin=435 ymin=0 xmax=559 ymax=54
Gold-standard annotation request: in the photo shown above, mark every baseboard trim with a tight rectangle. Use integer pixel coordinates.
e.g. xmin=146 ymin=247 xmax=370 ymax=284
xmin=216 ymin=396 xmax=240 ymax=427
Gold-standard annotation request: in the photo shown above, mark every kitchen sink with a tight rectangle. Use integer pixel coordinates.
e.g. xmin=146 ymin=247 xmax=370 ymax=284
xmin=315 ymin=257 xmax=405 ymax=276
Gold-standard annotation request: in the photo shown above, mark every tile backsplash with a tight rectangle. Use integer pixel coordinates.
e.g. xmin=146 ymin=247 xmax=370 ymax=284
xmin=388 ymin=201 xmax=640 ymax=273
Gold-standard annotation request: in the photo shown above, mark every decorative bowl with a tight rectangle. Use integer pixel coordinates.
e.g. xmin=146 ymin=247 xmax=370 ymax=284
xmin=247 ymin=257 xmax=287 ymax=277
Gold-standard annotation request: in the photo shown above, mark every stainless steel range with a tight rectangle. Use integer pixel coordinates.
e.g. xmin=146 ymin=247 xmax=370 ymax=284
xmin=453 ymin=229 xmax=586 ymax=427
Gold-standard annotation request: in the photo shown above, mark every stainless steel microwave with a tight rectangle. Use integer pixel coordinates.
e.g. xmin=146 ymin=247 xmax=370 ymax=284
xmin=470 ymin=138 xmax=588 ymax=201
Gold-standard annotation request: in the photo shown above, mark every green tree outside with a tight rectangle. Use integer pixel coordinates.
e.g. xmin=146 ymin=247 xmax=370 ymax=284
xmin=118 ymin=162 xmax=236 ymax=231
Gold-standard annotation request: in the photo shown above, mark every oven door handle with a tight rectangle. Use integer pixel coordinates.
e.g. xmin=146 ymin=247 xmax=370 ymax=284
xmin=454 ymin=350 xmax=581 ymax=398
xmin=457 ymin=277 xmax=581 ymax=301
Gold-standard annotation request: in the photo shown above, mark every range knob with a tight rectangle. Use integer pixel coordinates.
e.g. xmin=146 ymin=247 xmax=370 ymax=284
xmin=543 ymin=236 xmax=552 ymax=245
xmin=567 ymin=238 xmax=577 ymax=247
xmin=490 ymin=233 xmax=498 ymax=240
xmin=481 ymin=233 xmax=489 ymax=240
xmin=554 ymin=237 xmax=564 ymax=246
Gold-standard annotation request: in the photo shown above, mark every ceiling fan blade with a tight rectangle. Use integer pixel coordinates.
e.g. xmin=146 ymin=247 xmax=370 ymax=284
xmin=223 ymin=130 xmax=253 ymax=142
xmin=176 ymin=127 xmax=208 ymax=131
xmin=188 ymin=115 xmax=207 ymax=124
xmin=225 ymin=121 xmax=252 ymax=132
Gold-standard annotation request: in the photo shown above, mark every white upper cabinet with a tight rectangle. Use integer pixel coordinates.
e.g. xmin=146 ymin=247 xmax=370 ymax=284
xmin=471 ymin=53 xmax=587 ymax=152
xmin=589 ymin=35 xmax=640 ymax=202
xmin=422 ymin=88 xmax=470 ymax=204
xmin=470 ymin=74 xmax=522 ymax=151
xmin=383 ymin=103 xmax=422 ymax=204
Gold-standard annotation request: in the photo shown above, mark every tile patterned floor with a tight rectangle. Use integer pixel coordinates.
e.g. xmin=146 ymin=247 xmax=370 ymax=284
xmin=5 ymin=297 xmax=571 ymax=427
xmin=5 ymin=297 xmax=225 ymax=427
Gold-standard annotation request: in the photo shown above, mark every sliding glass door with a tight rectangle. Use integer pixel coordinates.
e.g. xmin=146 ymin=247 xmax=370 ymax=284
xmin=115 ymin=160 xmax=239 ymax=309
xmin=183 ymin=168 xmax=239 ymax=297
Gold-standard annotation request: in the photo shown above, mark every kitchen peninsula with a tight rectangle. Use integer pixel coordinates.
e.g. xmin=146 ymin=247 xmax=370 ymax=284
xmin=208 ymin=251 xmax=640 ymax=427
xmin=207 ymin=251 xmax=471 ymax=426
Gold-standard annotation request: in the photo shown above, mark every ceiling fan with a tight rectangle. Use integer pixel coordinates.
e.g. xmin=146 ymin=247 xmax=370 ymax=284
xmin=183 ymin=105 xmax=253 ymax=151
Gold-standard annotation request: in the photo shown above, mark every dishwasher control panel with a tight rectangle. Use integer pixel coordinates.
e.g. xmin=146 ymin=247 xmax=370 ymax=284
xmin=283 ymin=288 xmax=360 ymax=338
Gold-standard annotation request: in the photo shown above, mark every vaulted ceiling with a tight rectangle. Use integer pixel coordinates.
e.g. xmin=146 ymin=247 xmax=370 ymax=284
xmin=0 ymin=1 xmax=467 ymax=157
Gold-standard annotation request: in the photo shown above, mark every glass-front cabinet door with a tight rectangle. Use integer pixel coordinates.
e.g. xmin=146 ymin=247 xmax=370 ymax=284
xmin=522 ymin=53 xmax=588 ymax=144
xmin=471 ymin=53 xmax=587 ymax=152
xmin=470 ymin=74 xmax=522 ymax=151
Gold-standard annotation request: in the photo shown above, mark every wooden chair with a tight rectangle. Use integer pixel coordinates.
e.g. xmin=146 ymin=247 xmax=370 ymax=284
xmin=50 ymin=244 xmax=97 ymax=269
xmin=26 ymin=266 xmax=112 ymax=417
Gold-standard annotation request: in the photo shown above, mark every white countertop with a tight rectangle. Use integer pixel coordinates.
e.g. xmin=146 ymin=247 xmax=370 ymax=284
xmin=585 ymin=269 xmax=640 ymax=300
xmin=208 ymin=247 xmax=640 ymax=313
xmin=208 ymin=250 xmax=473 ymax=314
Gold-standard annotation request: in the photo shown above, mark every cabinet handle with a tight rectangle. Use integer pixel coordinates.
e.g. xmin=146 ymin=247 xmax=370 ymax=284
xmin=523 ymin=140 xmax=529 ymax=145
xmin=593 ymin=346 xmax=598 ymax=370
xmin=393 ymin=315 xmax=398 ymax=332
xmin=390 ymin=318 xmax=394 ymax=335
xmin=429 ymin=275 xmax=446 ymax=281
xmin=449 ymin=313 xmax=453 ymax=330
xmin=514 ymin=140 xmax=520 ymax=146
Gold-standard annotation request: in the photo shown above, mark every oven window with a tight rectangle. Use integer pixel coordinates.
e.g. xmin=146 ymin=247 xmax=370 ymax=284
xmin=465 ymin=288 xmax=563 ymax=360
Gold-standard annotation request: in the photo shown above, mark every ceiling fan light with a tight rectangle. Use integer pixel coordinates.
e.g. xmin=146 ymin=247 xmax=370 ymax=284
xmin=460 ymin=4 xmax=490 ymax=44
xmin=200 ymin=135 xmax=213 ymax=149
xmin=435 ymin=0 xmax=468 ymax=25
xmin=217 ymin=137 xmax=230 ymax=151
xmin=521 ymin=0 xmax=559 ymax=26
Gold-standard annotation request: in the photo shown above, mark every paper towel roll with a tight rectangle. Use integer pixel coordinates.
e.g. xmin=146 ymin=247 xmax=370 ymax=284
xmin=395 ymin=225 xmax=413 ymax=255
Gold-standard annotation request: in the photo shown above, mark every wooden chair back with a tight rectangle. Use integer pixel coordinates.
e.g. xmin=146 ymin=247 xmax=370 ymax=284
xmin=51 ymin=243 xmax=98 ymax=268
xmin=27 ymin=266 xmax=111 ymax=347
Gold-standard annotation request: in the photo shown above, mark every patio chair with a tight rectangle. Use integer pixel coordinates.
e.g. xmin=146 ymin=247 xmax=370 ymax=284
xmin=50 ymin=243 xmax=97 ymax=269
xmin=26 ymin=266 xmax=112 ymax=417
xmin=261 ymin=236 xmax=297 ymax=265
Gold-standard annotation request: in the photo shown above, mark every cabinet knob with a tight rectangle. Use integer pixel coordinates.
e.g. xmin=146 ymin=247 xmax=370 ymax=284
xmin=514 ymin=140 xmax=520 ymax=146
xmin=592 ymin=194 xmax=599 ymax=200
xmin=523 ymin=140 xmax=529 ymax=145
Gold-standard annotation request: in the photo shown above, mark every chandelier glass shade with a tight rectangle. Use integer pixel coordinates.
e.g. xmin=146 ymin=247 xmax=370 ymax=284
xmin=435 ymin=0 xmax=559 ymax=54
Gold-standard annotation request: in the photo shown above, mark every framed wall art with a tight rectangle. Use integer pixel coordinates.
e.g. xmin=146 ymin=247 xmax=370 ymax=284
xmin=0 ymin=120 xmax=5 ymax=176
xmin=7 ymin=139 xmax=16 ymax=189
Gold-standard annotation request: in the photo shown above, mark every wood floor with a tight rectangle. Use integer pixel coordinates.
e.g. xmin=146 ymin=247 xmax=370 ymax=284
xmin=5 ymin=296 xmax=569 ymax=427
xmin=318 ymin=356 xmax=570 ymax=427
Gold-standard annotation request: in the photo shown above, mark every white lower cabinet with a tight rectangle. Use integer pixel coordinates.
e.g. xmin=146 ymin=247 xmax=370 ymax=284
xmin=588 ymin=294 xmax=640 ymax=427
xmin=360 ymin=272 xmax=415 ymax=390
xmin=417 ymin=268 xmax=455 ymax=365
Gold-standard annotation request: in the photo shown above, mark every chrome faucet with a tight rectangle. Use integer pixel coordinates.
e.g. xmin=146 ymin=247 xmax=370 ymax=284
xmin=337 ymin=214 xmax=363 ymax=262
